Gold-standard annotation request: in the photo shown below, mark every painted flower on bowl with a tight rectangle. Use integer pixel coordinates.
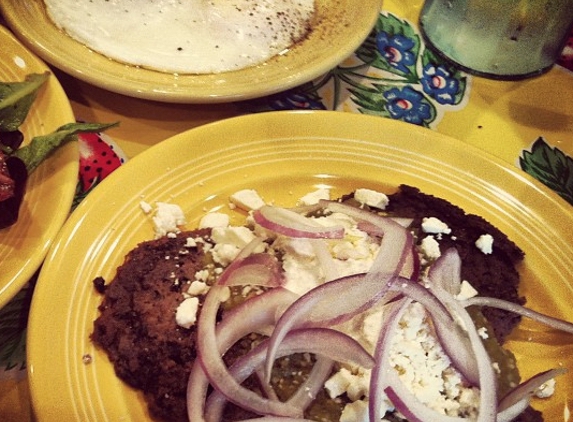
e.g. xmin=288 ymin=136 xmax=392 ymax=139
xmin=421 ymin=64 xmax=460 ymax=105
xmin=384 ymin=86 xmax=432 ymax=125
xmin=375 ymin=32 xmax=416 ymax=74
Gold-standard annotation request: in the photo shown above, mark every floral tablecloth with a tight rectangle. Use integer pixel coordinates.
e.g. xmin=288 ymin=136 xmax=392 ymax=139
xmin=1 ymin=0 xmax=573 ymax=420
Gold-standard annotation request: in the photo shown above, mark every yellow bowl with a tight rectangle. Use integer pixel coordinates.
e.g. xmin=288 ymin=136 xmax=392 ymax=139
xmin=0 ymin=25 xmax=78 ymax=309
xmin=0 ymin=0 xmax=382 ymax=104
xmin=28 ymin=111 xmax=573 ymax=421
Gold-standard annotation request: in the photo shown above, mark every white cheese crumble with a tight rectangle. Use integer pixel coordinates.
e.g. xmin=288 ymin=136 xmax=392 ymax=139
xmin=475 ymin=234 xmax=494 ymax=254
xmin=394 ymin=303 xmax=479 ymax=415
xmin=421 ymin=216 xmax=452 ymax=235
xmin=151 ymin=202 xmax=187 ymax=238
xmin=139 ymin=200 xmax=153 ymax=214
xmin=455 ymin=280 xmax=479 ymax=301
xmin=354 ymin=188 xmax=389 ymax=209
xmin=187 ymin=280 xmax=209 ymax=296
xmin=535 ymin=378 xmax=556 ymax=398
xmin=297 ymin=188 xmax=331 ymax=206
xmin=199 ymin=212 xmax=230 ymax=229
xmin=420 ymin=235 xmax=441 ymax=260
xmin=339 ymin=399 xmax=369 ymax=422
xmin=175 ymin=297 xmax=199 ymax=329
xmin=229 ymin=189 xmax=266 ymax=211
xmin=327 ymin=302 xmax=480 ymax=419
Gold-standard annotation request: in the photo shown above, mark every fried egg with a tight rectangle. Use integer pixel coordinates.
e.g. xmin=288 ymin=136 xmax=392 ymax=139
xmin=43 ymin=0 xmax=315 ymax=74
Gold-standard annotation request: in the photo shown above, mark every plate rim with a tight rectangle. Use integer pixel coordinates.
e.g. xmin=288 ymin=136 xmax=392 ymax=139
xmin=0 ymin=0 xmax=383 ymax=104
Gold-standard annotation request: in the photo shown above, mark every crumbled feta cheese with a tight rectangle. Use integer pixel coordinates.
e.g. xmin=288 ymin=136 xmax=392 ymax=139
xmin=421 ymin=216 xmax=452 ymax=235
xmin=420 ymin=235 xmax=441 ymax=259
xmin=340 ymin=399 xmax=368 ymax=422
xmin=325 ymin=367 xmax=354 ymax=398
xmin=152 ymin=202 xmax=187 ymax=238
xmin=475 ymin=234 xmax=494 ymax=254
xmin=535 ymin=378 xmax=556 ymax=398
xmin=139 ymin=200 xmax=153 ymax=214
xmin=175 ymin=297 xmax=199 ymax=329
xmin=211 ymin=226 xmax=256 ymax=248
xmin=297 ymin=188 xmax=330 ymax=206
xmin=187 ymin=280 xmax=209 ymax=296
xmin=388 ymin=302 xmax=480 ymax=416
xmin=211 ymin=243 xmax=241 ymax=266
xmin=477 ymin=327 xmax=489 ymax=340
xmin=456 ymin=280 xmax=479 ymax=301
xmin=354 ymin=188 xmax=389 ymax=209
xmin=199 ymin=212 xmax=230 ymax=229
xmin=229 ymin=189 xmax=266 ymax=211
xmin=184 ymin=237 xmax=197 ymax=248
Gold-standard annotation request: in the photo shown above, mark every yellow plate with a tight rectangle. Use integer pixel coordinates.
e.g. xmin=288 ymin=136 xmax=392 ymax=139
xmin=0 ymin=0 xmax=382 ymax=104
xmin=28 ymin=111 xmax=573 ymax=421
xmin=0 ymin=26 xmax=78 ymax=309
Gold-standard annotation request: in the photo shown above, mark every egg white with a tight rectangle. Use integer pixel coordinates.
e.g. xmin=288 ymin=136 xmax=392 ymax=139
xmin=44 ymin=0 xmax=315 ymax=74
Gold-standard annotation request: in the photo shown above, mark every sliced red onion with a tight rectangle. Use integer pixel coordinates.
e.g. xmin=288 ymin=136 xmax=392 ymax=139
xmin=205 ymin=356 xmax=334 ymax=421
xmin=427 ymin=247 xmax=463 ymax=295
xmin=498 ymin=368 xmax=567 ymax=411
xmin=187 ymin=287 xmax=299 ymax=422
xmin=424 ymin=249 xmax=481 ymax=385
xmin=187 ymin=197 xmax=573 ymax=422
xmin=196 ymin=285 xmax=302 ymax=419
xmin=285 ymin=356 xmax=334 ymax=409
xmin=496 ymin=398 xmax=530 ymax=422
xmin=263 ymin=208 xmax=413 ymax=382
xmin=206 ymin=328 xmax=372 ymax=421
xmin=462 ymin=296 xmax=573 ymax=335
xmin=369 ymin=298 xmax=411 ymax=422
xmin=261 ymin=273 xmax=379 ymax=383
xmin=217 ymin=252 xmax=283 ymax=288
xmin=430 ymin=284 xmax=498 ymax=421
xmin=253 ymin=205 xmax=345 ymax=239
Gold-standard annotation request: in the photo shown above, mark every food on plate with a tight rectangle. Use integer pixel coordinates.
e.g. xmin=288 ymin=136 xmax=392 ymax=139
xmin=91 ymin=185 xmax=573 ymax=421
xmin=0 ymin=72 xmax=117 ymax=228
xmin=43 ymin=0 xmax=315 ymax=74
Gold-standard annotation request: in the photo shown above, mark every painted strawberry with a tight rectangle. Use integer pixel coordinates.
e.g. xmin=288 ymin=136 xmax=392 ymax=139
xmin=78 ymin=131 xmax=126 ymax=192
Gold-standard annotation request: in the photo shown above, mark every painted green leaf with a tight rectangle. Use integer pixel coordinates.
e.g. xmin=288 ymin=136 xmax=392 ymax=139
xmin=0 ymin=285 xmax=32 ymax=371
xmin=355 ymin=14 xmax=421 ymax=81
xmin=349 ymin=85 xmax=392 ymax=118
xmin=519 ymin=137 xmax=573 ymax=205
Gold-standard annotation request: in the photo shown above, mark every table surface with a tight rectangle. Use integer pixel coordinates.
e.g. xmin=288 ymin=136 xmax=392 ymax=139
xmin=1 ymin=0 xmax=573 ymax=420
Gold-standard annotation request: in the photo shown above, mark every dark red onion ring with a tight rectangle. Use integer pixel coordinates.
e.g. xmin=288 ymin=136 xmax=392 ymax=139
xmin=194 ymin=286 xmax=302 ymax=419
xmin=205 ymin=328 xmax=373 ymax=421
xmin=462 ymin=296 xmax=573 ymax=335
xmin=498 ymin=368 xmax=567 ymax=411
xmin=253 ymin=205 xmax=345 ymax=239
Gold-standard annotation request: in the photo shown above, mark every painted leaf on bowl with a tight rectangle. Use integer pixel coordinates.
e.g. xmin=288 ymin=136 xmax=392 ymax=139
xmin=0 ymin=283 xmax=33 ymax=371
xmin=519 ymin=137 xmax=573 ymax=205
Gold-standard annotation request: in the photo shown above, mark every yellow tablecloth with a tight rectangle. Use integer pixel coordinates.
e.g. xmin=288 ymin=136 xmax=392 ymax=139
xmin=1 ymin=0 xmax=572 ymax=420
